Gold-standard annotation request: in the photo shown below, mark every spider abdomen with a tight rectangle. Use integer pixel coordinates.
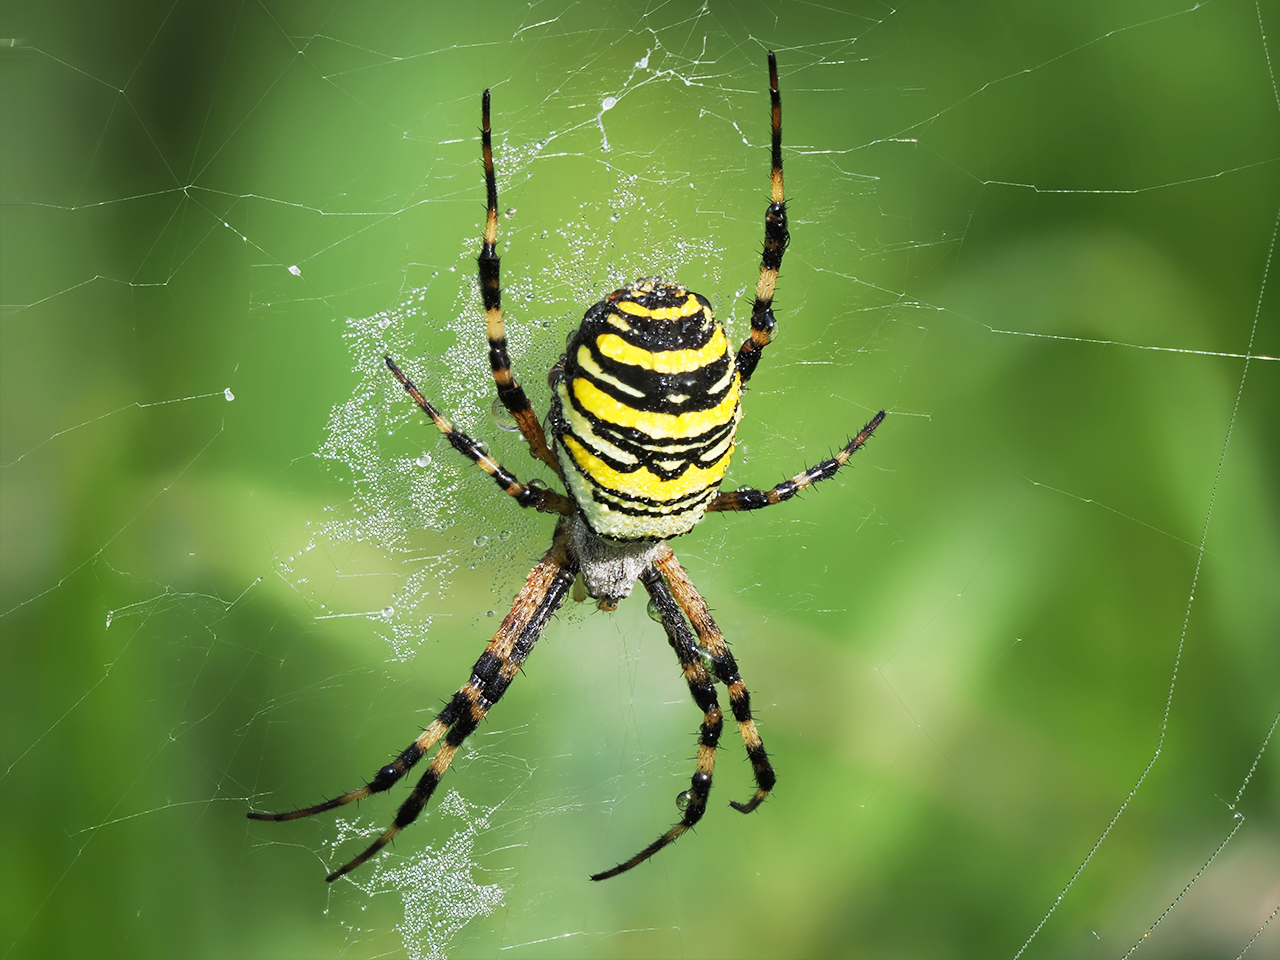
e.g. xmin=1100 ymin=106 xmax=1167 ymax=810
xmin=550 ymin=278 xmax=742 ymax=542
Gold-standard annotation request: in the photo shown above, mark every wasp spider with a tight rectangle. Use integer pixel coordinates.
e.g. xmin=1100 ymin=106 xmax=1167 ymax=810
xmin=248 ymin=52 xmax=885 ymax=882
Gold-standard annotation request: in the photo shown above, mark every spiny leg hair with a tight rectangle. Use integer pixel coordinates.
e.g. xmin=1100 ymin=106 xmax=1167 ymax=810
xmin=478 ymin=89 xmax=560 ymax=475
xmin=249 ymin=524 xmax=578 ymax=882
xmin=654 ymin=546 xmax=775 ymax=813
xmin=590 ymin=565 xmax=724 ymax=880
xmin=385 ymin=356 xmax=572 ymax=516
xmin=708 ymin=409 xmax=886 ymax=513
xmin=735 ymin=50 xmax=789 ymax=385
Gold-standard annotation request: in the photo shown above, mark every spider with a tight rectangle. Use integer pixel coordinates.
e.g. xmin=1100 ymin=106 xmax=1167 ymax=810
xmin=248 ymin=52 xmax=884 ymax=882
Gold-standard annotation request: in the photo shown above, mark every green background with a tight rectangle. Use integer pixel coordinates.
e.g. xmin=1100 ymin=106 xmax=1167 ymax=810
xmin=2 ymin=1 xmax=1277 ymax=958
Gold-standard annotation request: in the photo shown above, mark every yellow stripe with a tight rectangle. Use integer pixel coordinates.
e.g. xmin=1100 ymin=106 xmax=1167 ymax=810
xmin=563 ymin=436 xmax=732 ymax=502
xmin=596 ymin=327 xmax=729 ymax=375
xmin=576 ymin=345 xmax=644 ymax=397
xmin=615 ymin=294 xmax=704 ymax=320
xmin=571 ymin=373 xmax=739 ymax=439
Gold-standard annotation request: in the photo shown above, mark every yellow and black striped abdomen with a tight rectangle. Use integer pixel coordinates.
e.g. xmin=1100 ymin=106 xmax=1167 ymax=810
xmin=550 ymin=279 xmax=741 ymax=541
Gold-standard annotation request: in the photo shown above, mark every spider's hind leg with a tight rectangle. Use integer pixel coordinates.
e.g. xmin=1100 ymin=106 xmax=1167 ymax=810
xmin=735 ymin=51 xmax=789 ymax=385
xmin=589 ymin=566 xmax=724 ymax=881
xmin=477 ymin=89 xmax=560 ymax=475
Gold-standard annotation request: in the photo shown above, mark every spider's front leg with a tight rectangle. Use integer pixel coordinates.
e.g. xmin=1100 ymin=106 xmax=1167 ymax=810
xmin=249 ymin=522 xmax=578 ymax=882
xmin=655 ymin=546 xmax=776 ymax=812
xmin=589 ymin=566 xmax=725 ymax=881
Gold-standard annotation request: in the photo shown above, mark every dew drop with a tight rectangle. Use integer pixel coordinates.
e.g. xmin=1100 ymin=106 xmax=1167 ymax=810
xmin=287 ymin=264 xmax=301 ymax=277
xmin=474 ymin=535 xmax=490 ymax=547
xmin=497 ymin=530 xmax=513 ymax=541
xmin=646 ymin=599 xmax=662 ymax=623
xmin=675 ymin=790 xmax=692 ymax=812
xmin=223 ymin=387 xmax=235 ymax=402
xmin=601 ymin=96 xmax=617 ymax=111
xmin=381 ymin=606 xmax=394 ymax=618
xmin=415 ymin=452 xmax=433 ymax=468
xmin=490 ymin=396 xmax=518 ymax=432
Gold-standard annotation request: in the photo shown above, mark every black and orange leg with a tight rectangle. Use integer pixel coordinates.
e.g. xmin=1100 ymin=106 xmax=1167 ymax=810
xmin=249 ymin=522 xmax=578 ymax=882
xmin=708 ymin=409 xmax=886 ymax=513
xmin=654 ymin=546 xmax=775 ymax=813
xmin=384 ymin=356 xmax=572 ymax=516
xmin=736 ymin=51 xmax=789 ymax=385
xmin=478 ymin=89 xmax=560 ymax=475
xmin=590 ymin=567 xmax=724 ymax=880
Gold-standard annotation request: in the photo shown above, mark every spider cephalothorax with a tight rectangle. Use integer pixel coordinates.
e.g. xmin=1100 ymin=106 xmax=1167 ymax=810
xmin=249 ymin=52 xmax=885 ymax=883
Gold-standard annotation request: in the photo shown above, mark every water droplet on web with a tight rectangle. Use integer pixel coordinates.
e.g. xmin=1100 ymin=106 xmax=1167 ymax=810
xmin=486 ymin=610 xmax=496 ymax=618
xmin=288 ymin=264 xmax=301 ymax=277
xmin=490 ymin=397 xmax=518 ymax=431
xmin=105 ymin=610 xmax=114 ymax=629
xmin=416 ymin=452 xmax=432 ymax=468
xmin=675 ymin=789 xmax=692 ymax=811
xmin=601 ymin=96 xmax=617 ymax=111
xmin=378 ymin=316 xmax=391 ymax=329
xmin=381 ymin=606 xmax=395 ymax=618
xmin=646 ymin=599 xmax=662 ymax=622
xmin=474 ymin=535 xmax=489 ymax=547
xmin=223 ymin=387 xmax=235 ymax=401
xmin=497 ymin=530 xmax=512 ymax=541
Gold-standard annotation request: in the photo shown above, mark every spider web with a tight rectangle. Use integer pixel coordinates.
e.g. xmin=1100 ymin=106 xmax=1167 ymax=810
xmin=2 ymin=1 xmax=1278 ymax=958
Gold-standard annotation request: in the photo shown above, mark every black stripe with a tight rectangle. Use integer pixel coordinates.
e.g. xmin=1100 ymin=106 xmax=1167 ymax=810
xmin=745 ymin=742 xmax=776 ymax=790
xmin=394 ymin=768 xmax=440 ymax=827
xmin=563 ymin=383 xmax=736 ymax=454
xmin=478 ymin=252 xmax=501 ymax=312
xmin=759 ymin=201 xmax=788 ymax=274
xmin=728 ymin=687 xmax=754 ymax=723
xmin=577 ymin=346 xmax=734 ymax=415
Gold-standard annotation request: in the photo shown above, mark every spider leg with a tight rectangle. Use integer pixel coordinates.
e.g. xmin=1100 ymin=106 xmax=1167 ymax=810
xmin=735 ymin=51 xmax=789 ymax=386
xmin=590 ymin=567 xmax=724 ymax=881
xmin=708 ymin=409 xmax=885 ymax=512
xmin=246 ymin=717 xmax=450 ymax=822
xmin=654 ymin=546 xmax=775 ymax=813
xmin=250 ymin=522 xmax=578 ymax=882
xmin=385 ymin=356 xmax=573 ymax=515
xmin=478 ymin=89 xmax=560 ymax=476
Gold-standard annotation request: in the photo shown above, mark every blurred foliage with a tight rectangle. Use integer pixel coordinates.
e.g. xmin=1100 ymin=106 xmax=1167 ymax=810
xmin=1 ymin=1 xmax=1277 ymax=958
